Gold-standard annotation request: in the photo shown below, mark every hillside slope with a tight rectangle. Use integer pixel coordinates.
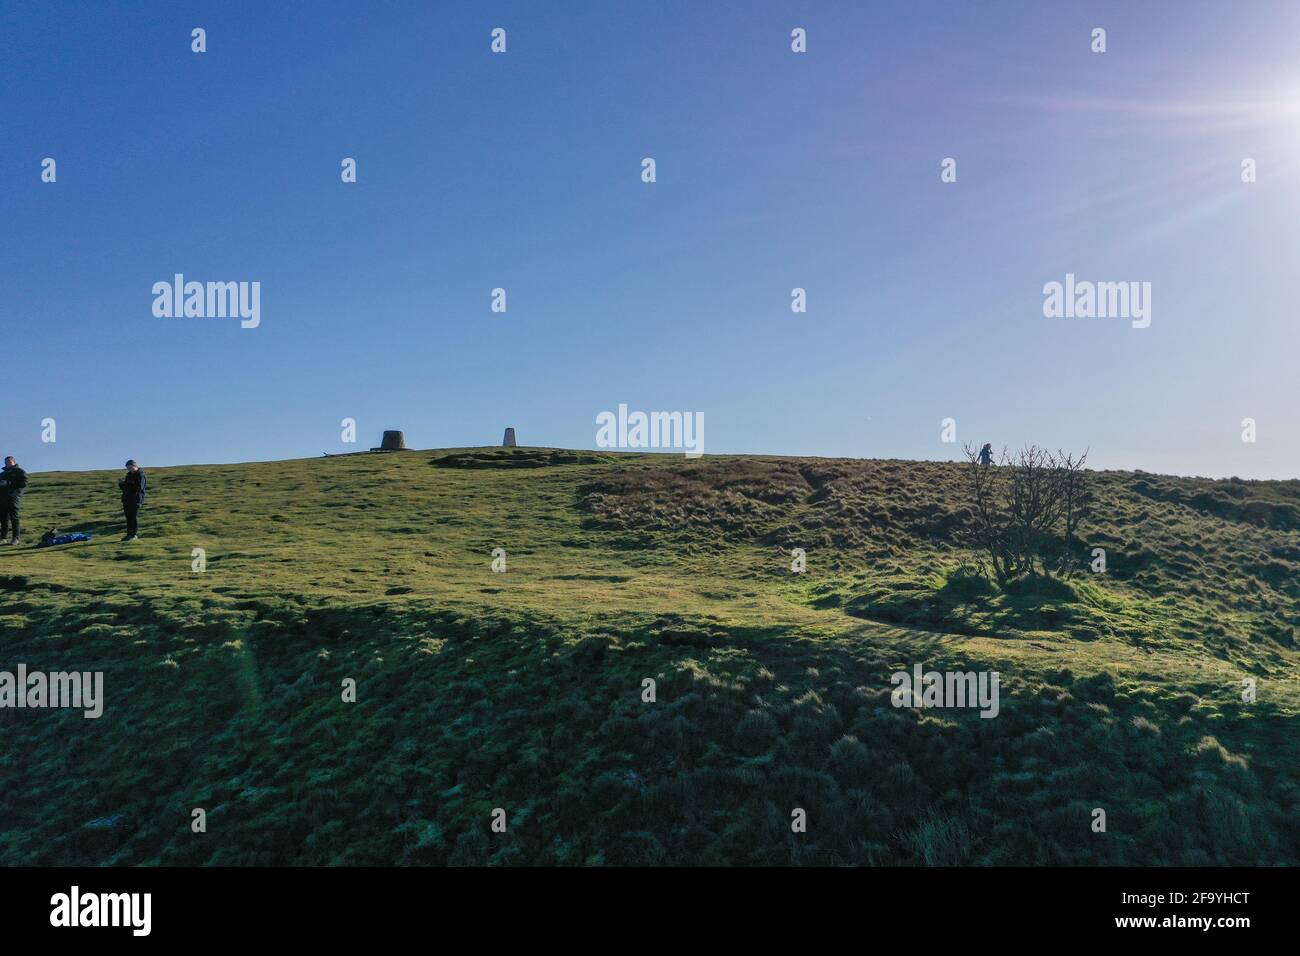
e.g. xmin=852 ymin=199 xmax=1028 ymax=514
xmin=2 ymin=448 xmax=1297 ymax=865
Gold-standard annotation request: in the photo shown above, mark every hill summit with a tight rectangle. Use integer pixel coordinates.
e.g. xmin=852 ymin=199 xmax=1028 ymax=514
xmin=2 ymin=448 xmax=1297 ymax=864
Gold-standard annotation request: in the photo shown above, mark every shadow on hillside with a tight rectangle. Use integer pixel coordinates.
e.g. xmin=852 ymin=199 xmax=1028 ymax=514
xmin=5 ymin=593 xmax=1298 ymax=866
xmin=818 ymin=569 xmax=1149 ymax=644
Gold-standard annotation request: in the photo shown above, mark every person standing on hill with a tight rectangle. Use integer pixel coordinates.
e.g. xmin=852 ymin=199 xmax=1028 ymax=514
xmin=978 ymin=443 xmax=994 ymax=466
xmin=0 ymin=456 xmax=28 ymax=545
xmin=119 ymin=459 xmax=146 ymax=541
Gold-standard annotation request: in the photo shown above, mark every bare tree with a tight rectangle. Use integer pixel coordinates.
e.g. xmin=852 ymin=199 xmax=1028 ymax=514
xmin=961 ymin=443 xmax=1091 ymax=583
xmin=961 ymin=443 xmax=1015 ymax=582
xmin=1048 ymin=448 xmax=1091 ymax=574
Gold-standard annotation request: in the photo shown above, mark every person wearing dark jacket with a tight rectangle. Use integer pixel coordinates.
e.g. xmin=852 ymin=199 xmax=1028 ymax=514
xmin=0 ymin=456 xmax=28 ymax=545
xmin=119 ymin=459 xmax=146 ymax=541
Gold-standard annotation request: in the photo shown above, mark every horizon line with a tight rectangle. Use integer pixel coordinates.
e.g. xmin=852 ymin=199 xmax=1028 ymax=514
xmin=15 ymin=446 xmax=1297 ymax=485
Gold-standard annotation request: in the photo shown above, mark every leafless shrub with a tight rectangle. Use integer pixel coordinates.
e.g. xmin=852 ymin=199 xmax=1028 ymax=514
xmin=961 ymin=443 xmax=1091 ymax=583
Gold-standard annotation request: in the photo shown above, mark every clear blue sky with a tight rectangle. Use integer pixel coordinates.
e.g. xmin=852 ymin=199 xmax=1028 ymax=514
xmin=4 ymin=1 xmax=1298 ymax=478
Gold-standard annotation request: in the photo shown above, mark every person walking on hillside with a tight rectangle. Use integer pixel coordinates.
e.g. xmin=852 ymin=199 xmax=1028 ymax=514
xmin=119 ymin=459 xmax=146 ymax=541
xmin=0 ymin=456 xmax=28 ymax=545
xmin=978 ymin=443 xmax=994 ymax=466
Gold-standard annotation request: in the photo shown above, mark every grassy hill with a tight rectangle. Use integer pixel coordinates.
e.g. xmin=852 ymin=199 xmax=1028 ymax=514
xmin=2 ymin=447 xmax=1297 ymax=865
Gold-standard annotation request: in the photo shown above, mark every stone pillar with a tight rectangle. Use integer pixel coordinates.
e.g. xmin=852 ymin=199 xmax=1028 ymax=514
xmin=502 ymin=427 xmax=517 ymax=447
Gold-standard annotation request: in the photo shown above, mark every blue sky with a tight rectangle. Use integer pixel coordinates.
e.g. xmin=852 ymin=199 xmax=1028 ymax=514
xmin=4 ymin=1 xmax=1299 ymax=478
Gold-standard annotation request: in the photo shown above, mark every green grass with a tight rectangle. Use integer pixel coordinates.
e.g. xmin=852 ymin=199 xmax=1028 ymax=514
xmin=1 ymin=448 xmax=1297 ymax=865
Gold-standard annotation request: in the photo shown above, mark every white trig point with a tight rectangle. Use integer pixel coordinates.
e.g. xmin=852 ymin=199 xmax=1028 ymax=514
xmin=502 ymin=427 xmax=517 ymax=447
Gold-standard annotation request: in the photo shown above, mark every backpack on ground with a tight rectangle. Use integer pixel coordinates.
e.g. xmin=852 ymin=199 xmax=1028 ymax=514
xmin=37 ymin=529 xmax=93 ymax=547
